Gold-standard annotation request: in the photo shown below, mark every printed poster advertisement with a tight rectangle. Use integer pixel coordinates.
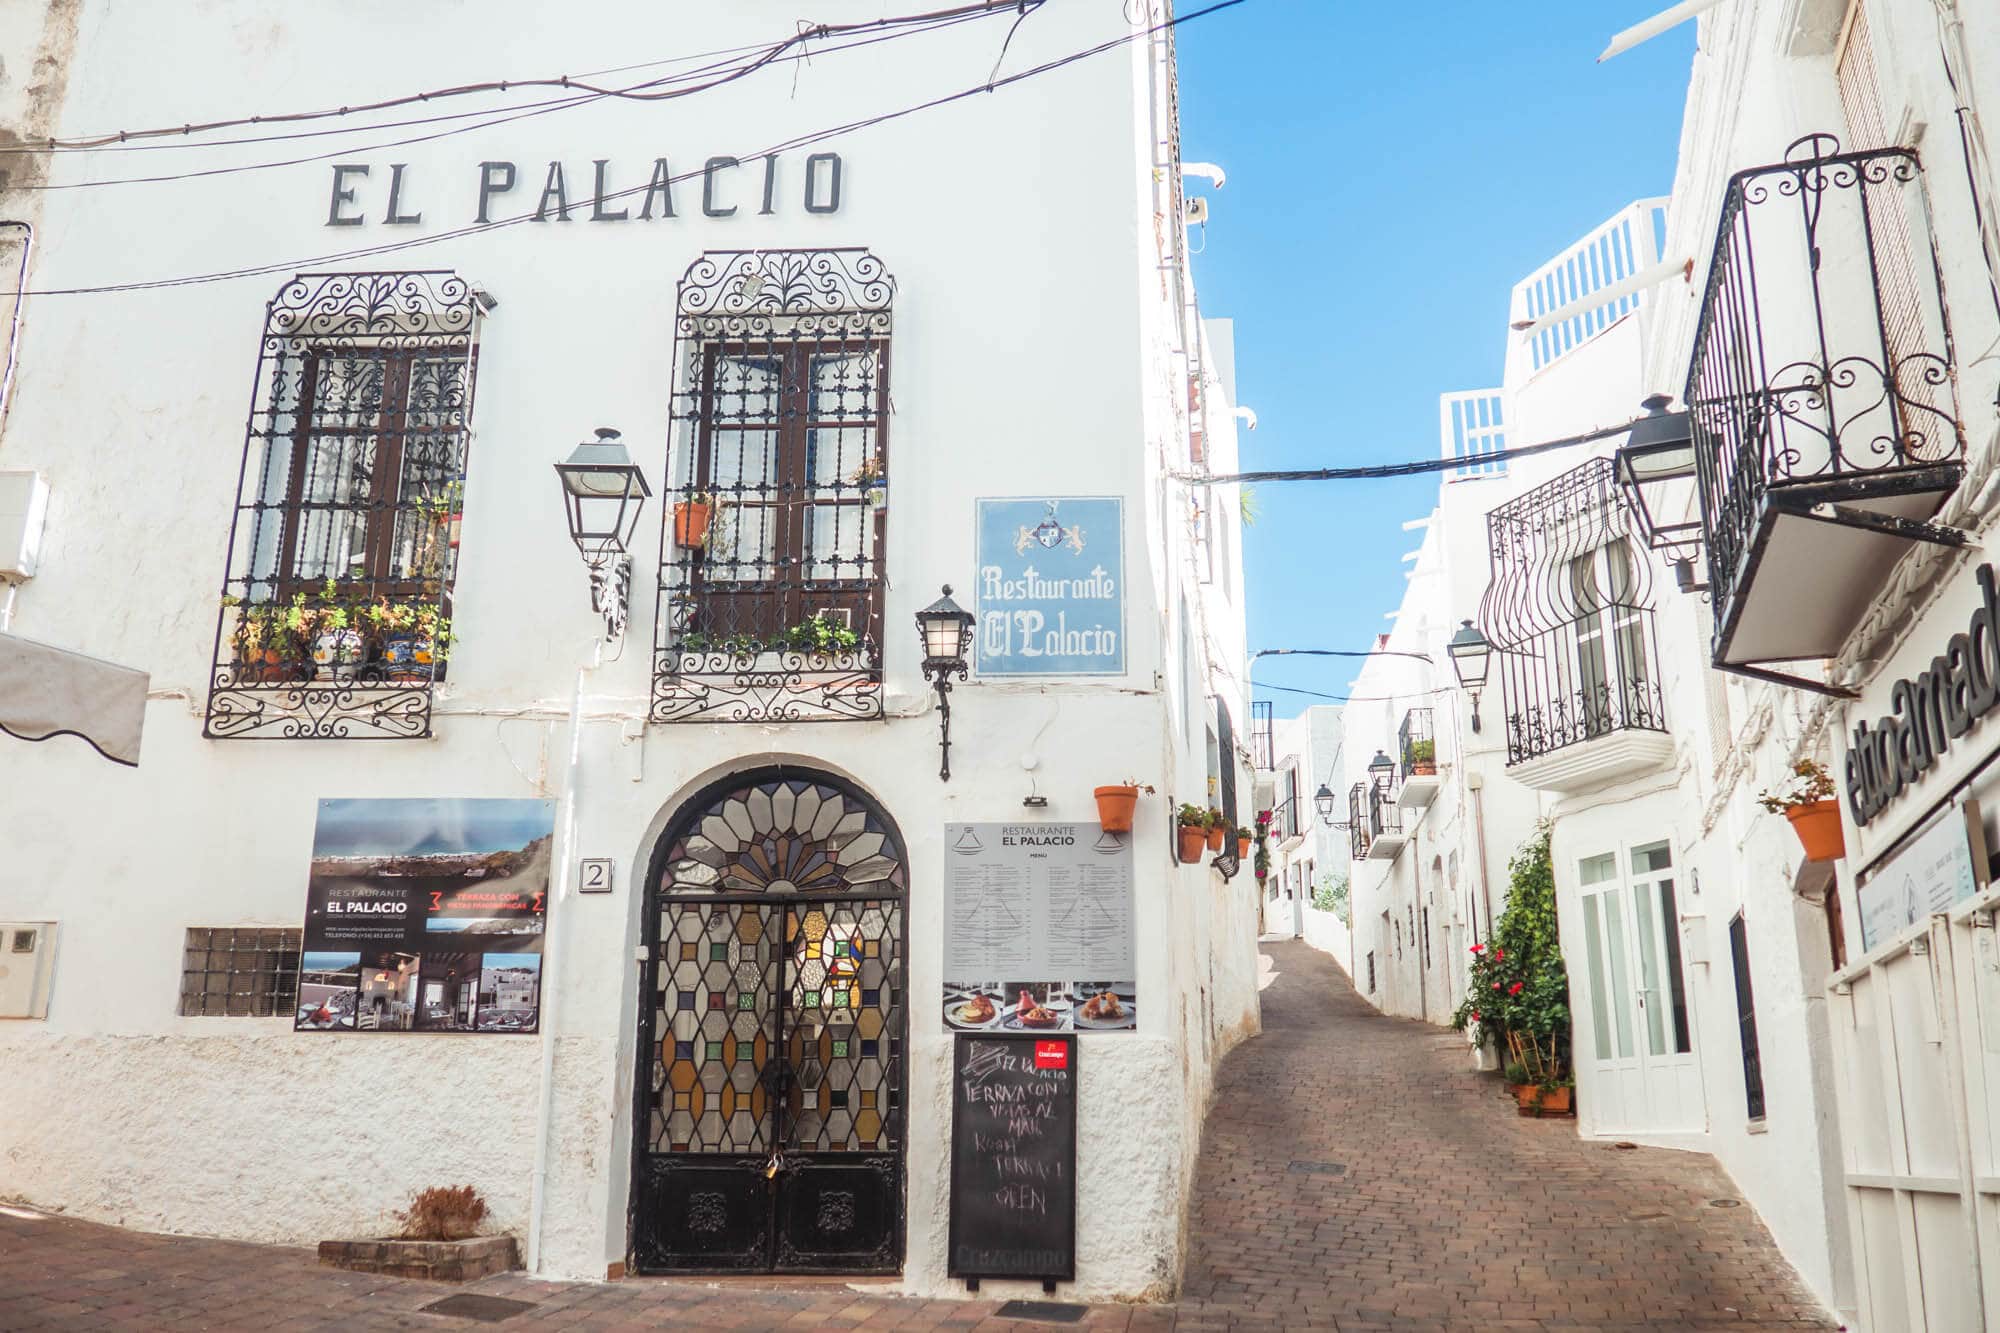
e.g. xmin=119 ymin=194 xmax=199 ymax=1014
xmin=297 ymin=797 xmax=556 ymax=1034
xmin=941 ymin=822 xmax=1137 ymax=1034
xmin=975 ymin=497 xmax=1124 ymax=677
xmin=1856 ymin=801 xmax=1982 ymax=953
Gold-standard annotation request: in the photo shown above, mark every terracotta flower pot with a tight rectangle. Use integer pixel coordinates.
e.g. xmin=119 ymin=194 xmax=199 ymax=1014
xmin=1514 ymin=1084 xmax=1574 ymax=1117
xmin=1177 ymin=825 xmax=1207 ymax=864
xmin=673 ymin=501 xmax=714 ymax=550
xmin=1094 ymin=785 xmax=1140 ymax=833
xmin=1205 ymin=823 xmax=1225 ymax=852
xmin=1412 ymin=760 xmax=1437 ymax=777
xmin=1237 ymin=834 xmax=1252 ymax=858
xmin=1785 ymin=799 xmax=1845 ymax=863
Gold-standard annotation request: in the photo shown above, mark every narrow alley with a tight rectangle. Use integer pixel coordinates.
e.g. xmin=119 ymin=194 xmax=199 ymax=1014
xmin=1 ymin=942 xmax=1833 ymax=1332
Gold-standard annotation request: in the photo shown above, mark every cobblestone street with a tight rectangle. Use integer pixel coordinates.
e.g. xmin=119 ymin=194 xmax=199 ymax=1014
xmin=0 ymin=942 xmax=1834 ymax=1331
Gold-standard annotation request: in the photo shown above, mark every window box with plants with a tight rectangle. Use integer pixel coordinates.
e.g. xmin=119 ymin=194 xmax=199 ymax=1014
xmin=1407 ymin=738 xmax=1437 ymax=777
xmin=1758 ymin=758 xmax=1844 ymax=863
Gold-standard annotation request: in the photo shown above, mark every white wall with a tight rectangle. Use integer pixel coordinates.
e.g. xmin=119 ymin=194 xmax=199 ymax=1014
xmin=0 ymin=0 xmax=1261 ymax=1302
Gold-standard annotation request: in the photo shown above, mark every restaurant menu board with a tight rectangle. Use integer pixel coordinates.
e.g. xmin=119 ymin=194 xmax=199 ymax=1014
xmin=296 ymin=798 xmax=555 ymax=1034
xmin=1856 ymin=800 xmax=1986 ymax=953
xmin=942 ymin=823 xmax=1136 ymax=1034
xmin=948 ymin=1033 xmax=1078 ymax=1285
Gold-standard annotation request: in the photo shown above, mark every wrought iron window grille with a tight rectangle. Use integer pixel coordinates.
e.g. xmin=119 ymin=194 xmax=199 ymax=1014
xmin=205 ymin=271 xmax=481 ymax=740
xmin=178 ymin=927 xmax=303 ymax=1017
xmin=652 ymin=249 xmax=894 ymax=724
xmin=1367 ymin=778 xmax=1402 ymax=842
xmin=1687 ymin=134 xmax=1968 ymax=692
xmin=1347 ymin=783 xmax=1372 ymax=861
xmin=1479 ymin=457 xmax=1668 ymax=767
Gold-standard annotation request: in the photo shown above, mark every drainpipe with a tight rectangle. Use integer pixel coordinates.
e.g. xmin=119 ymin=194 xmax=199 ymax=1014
xmin=527 ymin=636 xmax=603 ymax=1274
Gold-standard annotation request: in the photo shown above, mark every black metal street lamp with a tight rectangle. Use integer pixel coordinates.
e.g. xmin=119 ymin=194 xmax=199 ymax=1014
xmin=915 ymin=585 xmax=975 ymax=782
xmin=1367 ymin=750 xmax=1395 ymax=789
xmin=1613 ymin=394 xmax=1705 ymax=591
xmin=554 ymin=427 xmax=652 ymax=640
xmin=1314 ymin=783 xmax=1338 ymax=826
xmin=1447 ymin=619 xmax=1492 ymax=732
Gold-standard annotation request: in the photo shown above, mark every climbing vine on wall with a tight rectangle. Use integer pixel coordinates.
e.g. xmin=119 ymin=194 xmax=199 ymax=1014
xmin=1449 ymin=823 xmax=1571 ymax=1087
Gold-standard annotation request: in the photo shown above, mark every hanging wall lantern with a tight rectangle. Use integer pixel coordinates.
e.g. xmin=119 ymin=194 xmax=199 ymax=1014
xmin=915 ymin=585 xmax=975 ymax=781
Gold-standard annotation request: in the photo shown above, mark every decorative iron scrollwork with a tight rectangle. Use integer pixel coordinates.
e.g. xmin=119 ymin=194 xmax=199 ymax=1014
xmin=687 ymin=1192 xmax=728 ymax=1234
xmin=652 ymin=249 xmax=895 ymax=724
xmin=205 ymin=270 xmax=481 ymax=741
xmin=1479 ymin=457 xmax=1668 ymax=768
xmin=1686 ymin=133 xmax=1965 ymax=645
xmin=815 ymin=1191 xmax=857 ymax=1235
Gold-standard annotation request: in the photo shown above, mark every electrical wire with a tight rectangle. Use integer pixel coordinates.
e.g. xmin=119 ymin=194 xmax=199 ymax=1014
xmin=1252 ymin=679 xmax=1454 ymax=705
xmin=1180 ymin=416 xmax=1641 ymax=486
xmin=8 ymin=0 xmax=1246 ymax=298
xmin=13 ymin=8 xmax=1019 ymax=190
xmin=16 ymin=1 xmax=1040 ymax=153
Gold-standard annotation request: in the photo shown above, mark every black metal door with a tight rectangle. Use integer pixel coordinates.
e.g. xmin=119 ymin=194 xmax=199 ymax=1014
xmin=632 ymin=772 xmax=906 ymax=1275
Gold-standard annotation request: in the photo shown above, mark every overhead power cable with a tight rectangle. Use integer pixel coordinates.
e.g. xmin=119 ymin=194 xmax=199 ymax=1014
xmin=15 ymin=1 xmax=1041 ymax=153
xmin=1179 ymin=416 xmax=1640 ymax=485
xmin=8 ymin=0 xmax=1247 ymax=298
xmin=1252 ymin=647 xmax=1432 ymax=665
xmin=12 ymin=7 xmax=1019 ymax=190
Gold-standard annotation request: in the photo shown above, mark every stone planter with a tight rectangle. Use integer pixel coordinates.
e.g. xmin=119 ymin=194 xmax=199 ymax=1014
xmin=317 ymin=1235 xmax=520 ymax=1282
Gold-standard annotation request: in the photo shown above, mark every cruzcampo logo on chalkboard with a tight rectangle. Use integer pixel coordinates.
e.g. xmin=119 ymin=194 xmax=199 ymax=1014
xmin=974 ymin=498 xmax=1124 ymax=676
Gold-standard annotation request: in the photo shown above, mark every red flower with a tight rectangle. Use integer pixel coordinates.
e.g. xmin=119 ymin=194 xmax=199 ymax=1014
xmin=1470 ymin=1011 xmax=1481 ymax=1022
xmin=1508 ymin=981 xmax=1524 ymax=995
xmin=1491 ymin=981 xmax=1500 ymax=991
xmin=1469 ymin=943 xmax=1484 ymax=954
xmin=1493 ymin=948 xmax=1505 ymax=960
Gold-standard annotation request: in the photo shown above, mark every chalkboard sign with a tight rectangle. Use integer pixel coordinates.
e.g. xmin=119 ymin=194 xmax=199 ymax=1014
xmin=948 ymin=1032 xmax=1078 ymax=1285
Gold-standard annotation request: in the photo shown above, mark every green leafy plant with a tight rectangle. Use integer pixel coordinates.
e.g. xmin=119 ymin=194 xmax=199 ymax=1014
xmin=1450 ymin=823 xmax=1570 ymax=1089
xmin=1502 ymin=1059 xmax=1529 ymax=1086
xmin=1253 ymin=809 xmax=1273 ymax=880
xmin=1176 ymin=803 xmax=1209 ymax=829
xmin=784 ymin=613 xmax=861 ymax=655
xmin=1407 ymin=738 xmax=1436 ymax=765
xmin=1756 ymin=758 xmax=1837 ymax=814
xmin=1205 ymin=807 xmax=1225 ymax=830
xmin=846 ymin=456 xmax=885 ymax=487
xmin=1239 ymin=485 xmax=1259 ymax=527
xmin=1311 ymin=871 xmax=1350 ymax=924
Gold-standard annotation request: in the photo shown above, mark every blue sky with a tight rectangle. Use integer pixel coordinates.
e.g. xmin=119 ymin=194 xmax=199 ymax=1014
xmin=1177 ymin=3 xmax=1696 ymax=716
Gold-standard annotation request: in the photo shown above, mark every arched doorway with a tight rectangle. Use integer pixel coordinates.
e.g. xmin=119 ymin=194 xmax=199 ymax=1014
xmin=630 ymin=767 xmax=907 ymax=1275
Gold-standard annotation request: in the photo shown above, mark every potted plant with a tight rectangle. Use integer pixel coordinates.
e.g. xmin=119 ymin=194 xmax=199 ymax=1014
xmin=1175 ymin=804 xmax=1209 ymax=864
xmin=1204 ymin=807 xmax=1226 ymax=852
xmin=1758 ymin=759 xmax=1843 ymax=862
xmin=673 ymin=490 xmax=717 ymax=550
xmin=849 ymin=456 xmax=886 ymax=510
xmin=1236 ymin=824 xmax=1254 ymax=858
xmin=224 ymin=597 xmax=304 ymax=682
xmin=1253 ymin=810 xmax=1273 ymax=883
xmin=1407 ymin=738 xmax=1437 ymax=777
xmin=1093 ymin=781 xmax=1152 ymax=833
xmin=784 ymin=612 xmax=861 ymax=660
xmin=1451 ymin=826 xmax=1573 ymax=1119
xmin=368 ymin=599 xmax=453 ymax=682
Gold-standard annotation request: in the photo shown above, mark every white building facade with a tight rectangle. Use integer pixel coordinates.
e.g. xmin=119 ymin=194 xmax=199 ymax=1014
xmin=0 ymin=1 xmax=1264 ymax=1302
xmin=1319 ymin=0 xmax=2000 ymax=1327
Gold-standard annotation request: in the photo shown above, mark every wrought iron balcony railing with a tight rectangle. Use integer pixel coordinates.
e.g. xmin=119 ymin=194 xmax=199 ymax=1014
xmin=1368 ymin=781 xmax=1402 ymax=842
xmin=1251 ymin=699 xmax=1275 ymax=771
xmin=1481 ymin=457 xmax=1668 ymax=768
xmin=651 ymin=249 xmax=893 ymax=723
xmin=1348 ymin=782 xmax=1371 ymax=861
xmin=1398 ymin=707 xmax=1436 ymax=781
xmin=1687 ymin=135 xmax=1965 ymax=676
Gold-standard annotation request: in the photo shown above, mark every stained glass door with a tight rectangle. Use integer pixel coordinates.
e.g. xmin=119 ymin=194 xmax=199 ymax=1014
xmin=632 ymin=771 xmax=906 ymax=1275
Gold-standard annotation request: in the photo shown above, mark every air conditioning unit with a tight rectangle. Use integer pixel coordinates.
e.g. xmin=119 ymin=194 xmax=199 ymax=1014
xmin=0 ymin=922 xmax=57 ymax=1019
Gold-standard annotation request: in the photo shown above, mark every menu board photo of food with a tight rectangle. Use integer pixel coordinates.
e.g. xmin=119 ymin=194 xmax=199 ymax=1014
xmin=942 ymin=979 xmax=1136 ymax=1033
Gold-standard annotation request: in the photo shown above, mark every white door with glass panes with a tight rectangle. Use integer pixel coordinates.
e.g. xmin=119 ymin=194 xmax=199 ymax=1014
xmin=1576 ymin=841 xmax=1704 ymax=1133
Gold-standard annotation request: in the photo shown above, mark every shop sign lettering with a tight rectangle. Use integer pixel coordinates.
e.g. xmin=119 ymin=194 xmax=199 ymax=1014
xmin=1846 ymin=563 xmax=2000 ymax=826
xmin=974 ymin=497 xmax=1124 ymax=677
xmin=322 ymin=151 xmax=844 ymax=227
